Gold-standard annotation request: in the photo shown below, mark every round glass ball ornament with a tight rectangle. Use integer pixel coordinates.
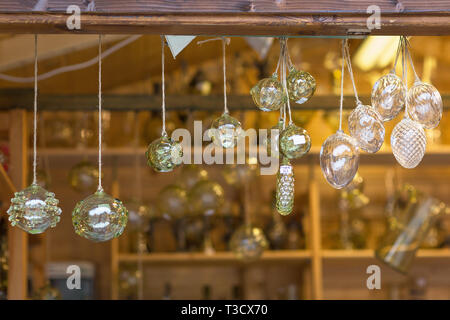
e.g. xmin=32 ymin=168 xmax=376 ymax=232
xmin=230 ymin=224 xmax=268 ymax=262
xmin=72 ymin=189 xmax=128 ymax=242
xmin=250 ymin=74 xmax=285 ymax=111
xmin=178 ymin=164 xmax=209 ymax=190
xmin=348 ymin=104 xmax=385 ymax=153
xmin=125 ymin=199 xmax=153 ymax=233
xmin=279 ymin=123 xmax=311 ymax=159
xmin=286 ymin=68 xmax=316 ymax=104
xmin=391 ymin=118 xmax=426 ymax=169
xmin=7 ymin=184 xmax=62 ymax=234
xmin=320 ymin=130 xmax=360 ymax=189
xmin=406 ymin=81 xmax=443 ymax=129
xmin=146 ymin=133 xmax=183 ymax=172
xmin=371 ymin=72 xmax=406 ymax=122
xmin=209 ymin=113 xmax=243 ymax=149
xmin=68 ymin=160 xmax=100 ymax=193
xmin=188 ymin=180 xmax=225 ymax=216
xmin=157 ymin=185 xmax=188 ymax=220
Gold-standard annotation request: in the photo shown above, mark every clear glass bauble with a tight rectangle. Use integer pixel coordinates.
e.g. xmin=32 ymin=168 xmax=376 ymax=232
xmin=68 ymin=160 xmax=100 ymax=193
xmin=188 ymin=180 xmax=225 ymax=216
xmin=391 ymin=118 xmax=426 ymax=169
xmin=146 ymin=133 xmax=183 ymax=172
xmin=209 ymin=113 xmax=243 ymax=149
xmin=72 ymin=189 xmax=128 ymax=242
xmin=157 ymin=185 xmax=188 ymax=220
xmin=348 ymin=104 xmax=385 ymax=153
xmin=265 ymin=119 xmax=284 ymax=158
xmin=230 ymin=224 xmax=268 ymax=262
xmin=178 ymin=164 xmax=209 ymax=190
xmin=286 ymin=68 xmax=316 ymax=104
xmin=279 ymin=123 xmax=311 ymax=159
xmin=320 ymin=130 xmax=360 ymax=189
xmin=7 ymin=183 xmax=61 ymax=234
xmin=125 ymin=199 xmax=153 ymax=233
xmin=250 ymin=74 xmax=285 ymax=111
xmin=406 ymin=81 xmax=443 ymax=129
xmin=371 ymin=72 xmax=406 ymax=122
xmin=222 ymin=161 xmax=258 ymax=186
xmin=276 ymin=158 xmax=294 ymax=216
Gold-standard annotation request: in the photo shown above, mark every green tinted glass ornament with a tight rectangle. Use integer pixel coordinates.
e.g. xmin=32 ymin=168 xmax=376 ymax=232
xmin=250 ymin=74 xmax=286 ymax=111
xmin=68 ymin=160 xmax=100 ymax=193
xmin=230 ymin=224 xmax=268 ymax=262
xmin=279 ymin=123 xmax=311 ymax=159
xmin=158 ymin=185 xmax=188 ymax=219
xmin=188 ymin=180 xmax=225 ymax=216
xmin=276 ymin=158 xmax=294 ymax=216
xmin=209 ymin=112 xmax=243 ymax=149
xmin=287 ymin=68 xmax=316 ymax=104
xmin=72 ymin=189 xmax=128 ymax=242
xmin=7 ymin=183 xmax=61 ymax=234
xmin=178 ymin=164 xmax=209 ymax=190
xmin=146 ymin=133 xmax=183 ymax=172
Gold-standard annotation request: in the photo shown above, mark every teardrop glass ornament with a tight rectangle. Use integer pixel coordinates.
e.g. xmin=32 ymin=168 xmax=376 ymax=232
xmin=146 ymin=133 xmax=183 ymax=172
xmin=209 ymin=112 xmax=243 ymax=149
xmin=391 ymin=118 xmax=426 ymax=169
xmin=320 ymin=131 xmax=359 ymax=189
xmin=72 ymin=189 xmax=128 ymax=242
xmin=7 ymin=183 xmax=61 ymax=234
xmin=406 ymin=81 xmax=443 ymax=129
xmin=279 ymin=123 xmax=311 ymax=159
xmin=250 ymin=74 xmax=285 ymax=111
xmin=230 ymin=224 xmax=268 ymax=262
xmin=276 ymin=158 xmax=294 ymax=216
xmin=371 ymin=72 xmax=406 ymax=122
xmin=348 ymin=104 xmax=385 ymax=153
xmin=286 ymin=68 xmax=316 ymax=104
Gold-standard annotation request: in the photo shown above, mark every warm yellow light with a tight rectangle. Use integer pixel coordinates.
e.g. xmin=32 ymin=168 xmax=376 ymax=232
xmin=353 ymin=36 xmax=400 ymax=71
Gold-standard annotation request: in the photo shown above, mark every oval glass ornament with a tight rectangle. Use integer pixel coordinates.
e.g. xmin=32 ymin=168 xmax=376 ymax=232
xmin=320 ymin=131 xmax=360 ymax=189
xmin=72 ymin=189 xmax=128 ymax=242
xmin=391 ymin=118 xmax=426 ymax=169
xmin=188 ymin=180 xmax=225 ymax=216
xmin=230 ymin=224 xmax=268 ymax=262
xmin=406 ymin=81 xmax=443 ymax=129
xmin=146 ymin=133 xmax=183 ymax=172
xmin=279 ymin=123 xmax=311 ymax=159
xmin=371 ymin=73 xmax=406 ymax=122
xmin=7 ymin=184 xmax=61 ymax=234
xmin=250 ymin=74 xmax=285 ymax=111
xmin=286 ymin=68 xmax=316 ymax=104
xmin=348 ymin=104 xmax=385 ymax=153
xmin=158 ymin=185 xmax=188 ymax=220
xmin=209 ymin=112 xmax=243 ymax=149
xmin=68 ymin=160 xmax=100 ymax=193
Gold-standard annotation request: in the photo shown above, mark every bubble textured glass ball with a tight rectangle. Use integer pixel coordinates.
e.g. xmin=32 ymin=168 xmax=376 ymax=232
xmin=68 ymin=161 xmax=100 ymax=193
xmin=279 ymin=123 xmax=311 ymax=159
xmin=250 ymin=75 xmax=285 ymax=111
xmin=146 ymin=134 xmax=183 ymax=172
xmin=188 ymin=180 xmax=224 ymax=216
xmin=7 ymin=184 xmax=61 ymax=234
xmin=371 ymin=73 xmax=406 ymax=122
xmin=287 ymin=68 xmax=316 ymax=104
xmin=72 ymin=189 xmax=128 ymax=242
xmin=158 ymin=185 xmax=188 ymax=219
xmin=391 ymin=118 xmax=426 ymax=169
xmin=230 ymin=225 xmax=268 ymax=262
xmin=209 ymin=113 xmax=243 ymax=149
xmin=320 ymin=131 xmax=359 ymax=189
xmin=406 ymin=81 xmax=443 ymax=129
xmin=348 ymin=104 xmax=385 ymax=153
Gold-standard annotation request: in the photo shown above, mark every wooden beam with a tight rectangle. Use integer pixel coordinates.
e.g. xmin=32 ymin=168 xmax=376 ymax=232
xmin=0 ymin=165 xmax=16 ymax=207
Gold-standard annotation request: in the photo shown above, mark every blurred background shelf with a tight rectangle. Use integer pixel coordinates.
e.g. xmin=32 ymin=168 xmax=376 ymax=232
xmin=321 ymin=249 xmax=450 ymax=260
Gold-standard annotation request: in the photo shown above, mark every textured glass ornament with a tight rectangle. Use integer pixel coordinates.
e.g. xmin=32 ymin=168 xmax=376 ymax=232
xmin=279 ymin=123 xmax=311 ymax=159
xmin=286 ymin=68 xmax=316 ymax=104
xmin=230 ymin=224 xmax=268 ymax=262
xmin=188 ymin=180 xmax=225 ymax=216
xmin=250 ymin=74 xmax=285 ymax=111
xmin=371 ymin=73 xmax=406 ymax=122
xmin=146 ymin=133 xmax=183 ymax=172
xmin=320 ymin=131 xmax=359 ymax=189
xmin=7 ymin=184 xmax=61 ymax=234
xmin=209 ymin=113 xmax=243 ymax=149
xmin=158 ymin=185 xmax=188 ymax=219
xmin=348 ymin=104 xmax=385 ymax=153
xmin=265 ymin=119 xmax=284 ymax=158
xmin=125 ymin=199 xmax=153 ymax=232
xmin=406 ymin=81 xmax=443 ymax=129
xmin=391 ymin=118 xmax=426 ymax=169
xmin=68 ymin=160 xmax=100 ymax=193
xmin=178 ymin=164 xmax=209 ymax=190
xmin=276 ymin=158 xmax=294 ymax=216
xmin=72 ymin=189 xmax=128 ymax=242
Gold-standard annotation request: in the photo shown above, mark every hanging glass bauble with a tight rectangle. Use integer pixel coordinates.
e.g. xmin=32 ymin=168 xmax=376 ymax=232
xmin=222 ymin=161 xmax=258 ymax=186
xmin=178 ymin=164 xmax=209 ymax=190
xmin=158 ymin=185 xmax=188 ymax=220
xmin=391 ymin=118 xmax=426 ymax=169
xmin=265 ymin=119 xmax=284 ymax=158
xmin=7 ymin=184 xmax=61 ymax=234
xmin=250 ymin=74 xmax=285 ymax=111
xmin=72 ymin=189 xmax=128 ymax=242
xmin=320 ymin=131 xmax=359 ymax=189
xmin=188 ymin=180 xmax=225 ymax=216
xmin=68 ymin=160 xmax=100 ymax=193
xmin=276 ymin=158 xmax=294 ymax=216
xmin=286 ymin=68 xmax=316 ymax=104
xmin=371 ymin=73 xmax=406 ymax=122
xmin=406 ymin=81 xmax=443 ymax=129
xmin=209 ymin=112 xmax=243 ymax=149
xmin=230 ymin=224 xmax=268 ymax=262
xmin=125 ymin=199 xmax=153 ymax=232
xmin=146 ymin=133 xmax=183 ymax=172
xmin=348 ymin=104 xmax=385 ymax=153
xmin=279 ymin=123 xmax=311 ymax=159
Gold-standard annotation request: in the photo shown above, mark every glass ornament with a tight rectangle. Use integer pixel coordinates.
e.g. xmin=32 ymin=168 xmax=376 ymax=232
xmin=32 ymin=282 xmax=61 ymax=300
xmin=146 ymin=133 xmax=183 ymax=172
xmin=371 ymin=73 xmax=406 ymax=122
xmin=276 ymin=158 xmax=294 ymax=216
xmin=125 ymin=199 xmax=153 ymax=233
xmin=286 ymin=68 xmax=316 ymax=104
xmin=68 ymin=160 xmax=100 ymax=193
xmin=320 ymin=131 xmax=359 ymax=189
xmin=221 ymin=158 xmax=258 ymax=185
xmin=209 ymin=112 xmax=243 ymax=149
xmin=72 ymin=189 xmax=128 ymax=242
xmin=406 ymin=81 xmax=443 ymax=129
xmin=391 ymin=118 xmax=426 ymax=169
xmin=178 ymin=164 xmax=209 ymax=190
xmin=188 ymin=180 xmax=225 ymax=216
xmin=157 ymin=185 xmax=188 ymax=220
xmin=265 ymin=119 xmax=284 ymax=158
xmin=250 ymin=74 xmax=285 ymax=111
xmin=230 ymin=224 xmax=268 ymax=262
xmin=348 ymin=104 xmax=385 ymax=153
xmin=279 ymin=123 xmax=311 ymax=159
xmin=7 ymin=184 xmax=61 ymax=234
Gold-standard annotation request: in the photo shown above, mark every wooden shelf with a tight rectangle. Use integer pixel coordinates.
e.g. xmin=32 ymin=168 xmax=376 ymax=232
xmin=321 ymin=249 xmax=450 ymax=260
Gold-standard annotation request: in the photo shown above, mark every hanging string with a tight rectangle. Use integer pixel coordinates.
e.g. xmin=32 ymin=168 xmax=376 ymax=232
xmin=160 ymin=36 xmax=167 ymax=136
xmin=404 ymin=37 xmax=420 ymax=82
xmin=392 ymin=36 xmax=404 ymax=73
xmin=32 ymin=34 xmax=38 ymax=185
xmin=280 ymin=38 xmax=292 ymax=124
xmin=343 ymin=40 xmax=361 ymax=106
xmin=338 ymin=39 xmax=345 ymax=132
xmin=97 ymin=35 xmax=103 ymax=192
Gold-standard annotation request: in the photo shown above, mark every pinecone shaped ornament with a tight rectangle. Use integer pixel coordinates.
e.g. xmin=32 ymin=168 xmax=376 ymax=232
xmin=276 ymin=158 xmax=294 ymax=216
